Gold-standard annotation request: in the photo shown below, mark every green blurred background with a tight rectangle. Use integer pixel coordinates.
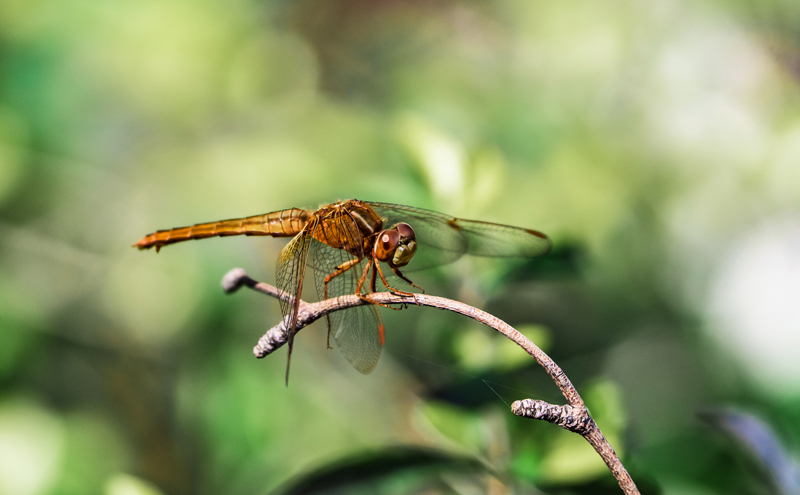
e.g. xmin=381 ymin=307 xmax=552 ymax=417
xmin=2 ymin=0 xmax=800 ymax=493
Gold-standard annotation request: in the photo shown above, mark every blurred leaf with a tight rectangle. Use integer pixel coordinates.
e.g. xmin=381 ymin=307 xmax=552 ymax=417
xmin=495 ymin=324 xmax=552 ymax=372
xmin=225 ymin=32 xmax=317 ymax=109
xmin=0 ymin=321 xmax=38 ymax=379
xmin=272 ymin=446 xmax=489 ymax=495
xmin=538 ymin=431 xmax=609 ymax=485
xmin=454 ymin=327 xmax=495 ymax=373
xmin=500 ymin=243 xmax=584 ymax=284
xmin=104 ymin=474 xmax=165 ymax=495
xmin=100 ymin=254 xmax=205 ymax=347
xmin=54 ymin=412 xmax=131 ymax=495
xmin=454 ymin=323 xmax=551 ymax=374
xmin=393 ymin=113 xmax=466 ymax=208
xmin=0 ymin=398 xmax=64 ymax=495
xmin=510 ymin=445 xmax=542 ymax=483
xmin=585 ymin=379 xmax=627 ymax=438
xmin=415 ymin=400 xmax=485 ymax=452
xmin=464 ymin=147 xmax=508 ymax=215
xmin=0 ymin=107 xmax=27 ymax=205
xmin=700 ymin=409 xmax=800 ymax=495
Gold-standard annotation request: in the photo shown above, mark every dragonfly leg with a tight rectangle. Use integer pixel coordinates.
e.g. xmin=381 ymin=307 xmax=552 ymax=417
xmin=358 ymin=259 xmax=401 ymax=311
xmin=370 ymin=257 xmax=378 ymax=292
xmin=390 ymin=266 xmax=425 ymax=294
xmin=324 ymin=258 xmax=362 ymax=348
xmin=354 ymin=258 xmax=372 ymax=295
xmin=375 ymin=261 xmax=417 ymax=297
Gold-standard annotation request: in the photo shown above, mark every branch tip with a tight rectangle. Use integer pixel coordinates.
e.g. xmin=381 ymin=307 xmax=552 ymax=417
xmin=222 ymin=268 xmax=249 ymax=293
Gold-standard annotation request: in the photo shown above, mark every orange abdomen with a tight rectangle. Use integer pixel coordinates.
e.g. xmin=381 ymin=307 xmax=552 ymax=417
xmin=134 ymin=208 xmax=310 ymax=251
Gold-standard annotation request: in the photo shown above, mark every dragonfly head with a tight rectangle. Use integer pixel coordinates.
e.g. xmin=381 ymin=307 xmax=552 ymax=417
xmin=373 ymin=222 xmax=417 ymax=267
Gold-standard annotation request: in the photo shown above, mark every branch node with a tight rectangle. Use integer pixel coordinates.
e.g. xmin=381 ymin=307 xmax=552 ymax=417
xmin=512 ymin=399 xmax=595 ymax=435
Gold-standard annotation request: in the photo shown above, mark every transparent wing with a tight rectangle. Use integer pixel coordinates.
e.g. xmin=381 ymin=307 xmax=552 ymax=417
xmin=276 ymin=228 xmax=314 ymax=334
xmin=310 ymin=212 xmax=383 ymax=374
xmin=276 ymin=222 xmax=316 ymax=384
xmin=367 ymin=202 xmax=552 ymax=271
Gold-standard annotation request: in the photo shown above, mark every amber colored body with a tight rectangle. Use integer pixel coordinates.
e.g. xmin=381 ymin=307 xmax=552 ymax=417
xmin=135 ymin=200 xmax=400 ymax=382
xmin=135 ymin=199 xmax=552 ymax=382
xmin=308 ymin=200 xmax=384 ymax=256
xmin=134 ymin=200 xmax=383 ymax=255
xmin=135 ymin=207 xmax=309 ymax=251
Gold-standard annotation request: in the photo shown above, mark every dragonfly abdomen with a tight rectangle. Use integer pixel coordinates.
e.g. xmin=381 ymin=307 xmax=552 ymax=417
xmin=135 ymin=208 xmax=310 ymax=251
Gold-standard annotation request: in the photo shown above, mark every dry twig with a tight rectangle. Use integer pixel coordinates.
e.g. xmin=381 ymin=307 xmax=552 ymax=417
xmin=222 ymin=268 xmax=639 ymax=494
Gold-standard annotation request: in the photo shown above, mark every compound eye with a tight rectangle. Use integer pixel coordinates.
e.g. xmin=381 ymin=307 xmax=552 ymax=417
xmin=373 ymin=229 xmax=400 ymax=262
xmin=396 ymin=222 xmax=415 ymax=241
xmin=392 ymin=240 xmax=417 ymax=267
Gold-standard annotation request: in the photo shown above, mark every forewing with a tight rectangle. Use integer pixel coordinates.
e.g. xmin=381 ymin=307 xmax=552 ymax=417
xmin=367 ymin=202 xmax=551 ymax=269
xmin=310 ymin=213 xmax=383 ymax=374
xmin=447 ymin=219 xmax=552 ymax=257
xmin=367 ymin=202 xmax=469 ymax=271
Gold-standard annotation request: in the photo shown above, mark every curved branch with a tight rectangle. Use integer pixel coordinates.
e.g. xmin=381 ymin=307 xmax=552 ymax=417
xmin=221 ymin=268 xmax=639 ymax=495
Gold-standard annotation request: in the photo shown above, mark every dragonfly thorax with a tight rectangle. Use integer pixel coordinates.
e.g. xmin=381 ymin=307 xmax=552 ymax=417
xmin=311 ymin=200 xmax=385 ymax=256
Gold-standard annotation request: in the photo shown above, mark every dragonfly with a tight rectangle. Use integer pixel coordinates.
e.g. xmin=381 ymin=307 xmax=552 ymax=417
xmin=134 ymin=200 xmax=551 ymax=383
